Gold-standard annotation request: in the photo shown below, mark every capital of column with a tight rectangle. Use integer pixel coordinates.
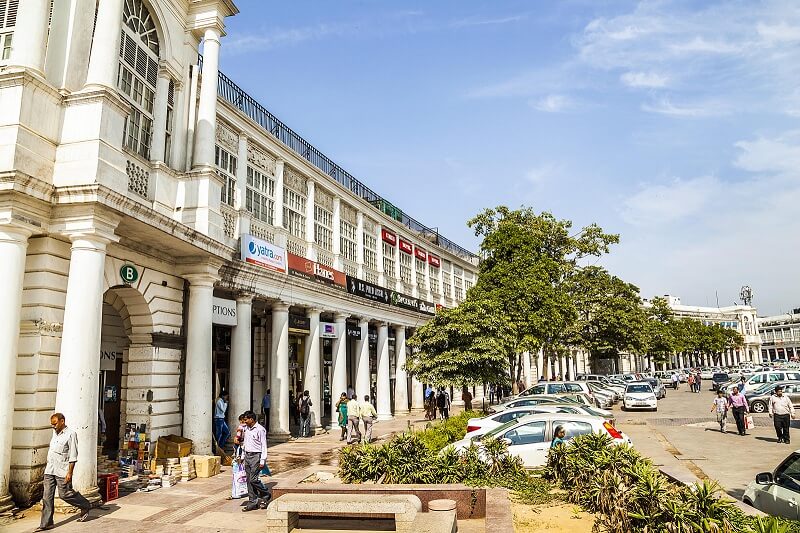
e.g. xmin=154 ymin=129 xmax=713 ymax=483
xmin=272 ymin=301 xmax=290 ymax=313
xmin=306 ymin=307 xmax=322 ymax=317
xmin=52 ymin=211 xmax=121 ymax=248
xmin=176 ymin=259 xmax=223 ymax=287
xmin=0 ymin=223 xmax=34 ymax=243
xmin=333 ymin=312 xmax=348 ymax=323
xmin=236 ymin=293 xmax=254 ymax=304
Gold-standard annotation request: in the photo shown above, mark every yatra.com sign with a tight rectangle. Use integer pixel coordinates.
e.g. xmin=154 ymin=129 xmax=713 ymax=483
xmin=241 ymin=234 xmax=287 ymax=273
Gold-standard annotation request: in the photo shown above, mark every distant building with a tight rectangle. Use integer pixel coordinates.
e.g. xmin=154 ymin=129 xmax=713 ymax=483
xmin=757 ymin=311 xmax=800 ymax=362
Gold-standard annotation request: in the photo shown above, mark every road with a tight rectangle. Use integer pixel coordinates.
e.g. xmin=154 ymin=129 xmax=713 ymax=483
xmin=615 ymin=383 xmax=797 ymax=501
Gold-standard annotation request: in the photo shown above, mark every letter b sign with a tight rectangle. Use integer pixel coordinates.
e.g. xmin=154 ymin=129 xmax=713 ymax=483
xmin=120 ymin=264 xmax=139 ymax=284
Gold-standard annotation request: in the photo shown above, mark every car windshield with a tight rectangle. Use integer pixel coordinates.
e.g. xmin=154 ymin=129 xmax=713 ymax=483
xmin=626 ymin=384 xmax=652 ymax=394
xmin=712 ymin=373 xmax=729 ymax=381
xmin=481 ymin=419 xmax=519 ymax=440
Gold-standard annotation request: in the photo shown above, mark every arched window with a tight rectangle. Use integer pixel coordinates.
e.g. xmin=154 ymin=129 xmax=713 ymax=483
xmin=117 ymin=0 xmax=160 ymax=159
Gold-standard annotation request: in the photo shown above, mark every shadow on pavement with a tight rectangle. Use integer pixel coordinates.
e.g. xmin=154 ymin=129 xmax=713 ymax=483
xmin=754 ymin=436 xmax=781 ymax=443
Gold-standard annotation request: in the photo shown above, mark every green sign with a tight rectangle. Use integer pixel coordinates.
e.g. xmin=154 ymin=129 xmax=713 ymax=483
xmin=120 ymin=264 xmax=139 ymax=284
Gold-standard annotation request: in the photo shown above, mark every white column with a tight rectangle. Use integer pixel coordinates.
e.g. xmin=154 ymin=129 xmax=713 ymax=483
xmin=192 ymin=27 xmax=222 ymax=168
xmin=303 ymin=308 xmax=321 ymax=431
xmin=305 ymin=180 xmax=315 ymax=257
xmin=229 ymin=295 xmax=252 ymax=431
xmin=331 ymin=312 xmax=348 ymax=417
xmin=376 ymin=322 xmax=392 ymax=420
xmin=274 ymin=160 xmax=285 ymax=229
xmin=54 ymin=234 xmax=114 ymax=499
xmin=8 ymin=0 xmax=51 ymax=75
xmin=376 ymin=224 xmax=385 ymax=285
xmin=0 ymin=226 xmax=32 ymax=513
xmin=84 ymin=0 xmax=124 ymax=88
xmin=354 ymin=319 xmax=370 ymax=399
xmin=523 ymin=351 xmax=532 ymax=388
xmin=269 ymin=302 xmax=290 ymax=438
xmin=181 ymin=274 xmax=216 ymax=454
xmin=332 ymin=197 xmax=341 ymax=269
xmin=411 ymin=376 xmax=424 ymax=411
xmin=393 ymin=326 xmax=409 ymax=414
xmin=356 ymin=212 xmax=365 ymax=278
xmin=150 ymin=71 xmax=172 ymax=163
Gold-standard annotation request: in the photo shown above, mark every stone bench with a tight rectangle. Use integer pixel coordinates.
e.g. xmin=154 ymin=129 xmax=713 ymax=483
xmin=264 ymin=493 xmax=422 ymax=533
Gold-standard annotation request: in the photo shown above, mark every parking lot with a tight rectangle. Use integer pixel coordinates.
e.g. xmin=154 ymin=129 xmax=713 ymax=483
xmin=615 ymin=383 xmax=797 ymax=501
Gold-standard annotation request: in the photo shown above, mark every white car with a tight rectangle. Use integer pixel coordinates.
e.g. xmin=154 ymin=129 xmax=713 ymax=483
xmin=744 ymin=451 xmax=800 ymax=519
xmin=487 ymin=395 xmax=584 ymax=414
xmin=465 ymin=404 xmax=615 ymax=439
xmin=449 ymin=413 xmax=631 ymax=469
xmin=622 ymin=382 xmax=658 ymax=411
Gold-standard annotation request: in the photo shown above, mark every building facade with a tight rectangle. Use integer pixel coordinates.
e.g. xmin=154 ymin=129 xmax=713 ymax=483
xmin=0 ymin=0 xmax=480 ymax=509
xmin=758 ymin=311 xmax=800 ymax=362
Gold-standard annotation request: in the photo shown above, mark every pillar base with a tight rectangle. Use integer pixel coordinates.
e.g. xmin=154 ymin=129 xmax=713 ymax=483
xmin=0 ymin=492 xmax=16 ymax=514
xmin=410 ymin=407 xmax=425 ymax=412
xmin=394 ymin=409 xmax=410 ymax=416
xmin=377 ymin=414 xmax=393 ymax=421
xmin=268 ymin=431 xmax=292 ymax=444
xmin=53 ymin=485 xmax=101 ymax=512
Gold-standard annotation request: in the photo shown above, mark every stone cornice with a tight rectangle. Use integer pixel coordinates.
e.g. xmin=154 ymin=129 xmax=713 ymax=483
xmin=0 ymin=68 xmax=62 ymax=100
xmin=62 ymin=86 xmax=131 ymax=115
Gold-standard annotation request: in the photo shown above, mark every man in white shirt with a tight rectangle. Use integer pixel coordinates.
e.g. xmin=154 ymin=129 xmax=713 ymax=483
xmin=769 ymin=385 xmax=796 ymax=444
xmin=214 ymin=391 xmax=230 ymax=452
xmin=360 ymin=395 xmax=378 ymax=443
xmin=241 ymin=410 xmax=271 ymax=511
xmin=346 ymin=394 xmax=362 ymax=444
xmin=37 ymin=413 xmax=91 ymax=531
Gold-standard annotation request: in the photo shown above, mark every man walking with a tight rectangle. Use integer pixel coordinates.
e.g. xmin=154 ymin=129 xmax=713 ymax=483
xmin=695 ymin=372 xmax=703 ymax=393
xmin=462 ymin=387 xmax=473 ymax=411
xmin=360 ymin=395 xmax=378 ymax=443
xmin=769 ymin=385 xmax=795 ymax=444
xmin=437 ymin=388 xmax=450 ymax=420
xmin=241 ymin=411 xmax=271 ymax=512
xmin=298 ymin=390 xmax=312 ymax=438
xmin=214 ymin=391 xmax=230 ymax=451
xmin=671 ymin=372 xmax=679 ymax=390
xmin=710 ymin=390 xmax=728 ymax=433
xmin=261 ymin=389 xmax=270 ymax=430
xmin=346 ymin=394 xmax=362 ymax=444
xmin=37 ymin=413 xmax=91 ymax=531
xmin=728 ymin=387 xmax=750 ymax=436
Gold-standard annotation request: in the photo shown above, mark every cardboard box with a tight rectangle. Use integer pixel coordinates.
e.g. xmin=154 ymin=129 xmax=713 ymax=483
xmin=154 ymin=435 xmax=192 ymax=458
xmin=192 ymin=455 xmax=221 ymax=478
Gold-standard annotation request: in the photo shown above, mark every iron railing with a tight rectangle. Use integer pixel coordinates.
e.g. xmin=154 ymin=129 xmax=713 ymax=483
xmin=198 ymin=55 xmax=478 ymax=262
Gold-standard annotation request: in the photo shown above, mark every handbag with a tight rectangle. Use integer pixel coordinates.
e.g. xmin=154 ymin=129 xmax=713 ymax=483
xmin=745 ymin=415 xmax=755 ymax=430
xmin=231 ymin=460 xmax=248 ymax=498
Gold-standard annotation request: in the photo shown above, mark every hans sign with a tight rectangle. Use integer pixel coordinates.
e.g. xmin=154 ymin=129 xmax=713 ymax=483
xmin=241 ymin=234 xmax=287 ymax=273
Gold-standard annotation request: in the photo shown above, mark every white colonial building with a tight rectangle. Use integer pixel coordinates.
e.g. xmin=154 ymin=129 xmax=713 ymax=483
xmin=758 ymin=310 xmax=800 ymax=362
xmin=0 ymin=0 xmax=480 ymax=510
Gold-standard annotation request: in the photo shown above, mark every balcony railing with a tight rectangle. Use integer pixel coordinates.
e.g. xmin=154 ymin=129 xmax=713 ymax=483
xmin=199 ymin=55 xmax=478 ymax=264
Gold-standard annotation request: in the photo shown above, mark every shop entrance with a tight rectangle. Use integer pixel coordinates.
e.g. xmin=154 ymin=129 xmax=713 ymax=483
xmin=99 ymin=298 xmax=127 ymax=456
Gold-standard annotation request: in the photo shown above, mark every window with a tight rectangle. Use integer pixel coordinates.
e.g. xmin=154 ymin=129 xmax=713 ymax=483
xmin=775 ymin=453 xmax=800 ymax=493
xmin=496 ymin=411 xmax=535 ymax=423
xmin=454 ymin=275 xmax=464 ymax=301
xmin=283 ymin=188 xmax=307 ymax=239
xmin=547 ymin=384 xmax=566 ymax=394
xmin=314 ymin=205 xmax=333 ymax=251
xmin=552 ymin=421 xmax=594 ymax=441
xmin=429 ymin=268 xmax=440 ymax=294
xmin=246 ymin=166 xmax=275 ymax=224
xmin=364 ymin=233 xmax=378 ymax=270
xmin=565 ymin=384 xmax=584 ymax=393
xmin=443 ymin=271 xmax=452 ymax=298
xmin=383 ymin=242 xmax=396 ymax=279
xmin=118 ymin=0 xmax=160 ymax=159
xmin=0 ymin=32 xmax=10 ymax=60
xmin=399 ymin=253 xmax=412 ymax=284
xmin=164 ymin=80 xmax=174 ymax=160
xmin=215 ymin=146 xmax=237 ymax=207
xmin=0 ymin=0 xmax=17 ymax=61
xmin=503 ymin=421 xmax=546 ymax=445
xmin=341 ymin=221 xmax=357 ymax=262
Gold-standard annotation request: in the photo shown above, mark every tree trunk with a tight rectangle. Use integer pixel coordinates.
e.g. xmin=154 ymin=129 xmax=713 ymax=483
xmin=542 ymin=345 xmax=550 ymax=381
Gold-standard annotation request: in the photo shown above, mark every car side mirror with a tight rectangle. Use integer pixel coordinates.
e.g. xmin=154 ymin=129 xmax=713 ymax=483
xmin=756 ymin=472 xmax=773 ymax=485
xmin=501 ymin=438 xmax=513 ymax=446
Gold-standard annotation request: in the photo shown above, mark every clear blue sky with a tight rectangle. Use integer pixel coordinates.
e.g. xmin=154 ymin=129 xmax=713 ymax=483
xmin=219 ymin=0 xmax=800 ymax=315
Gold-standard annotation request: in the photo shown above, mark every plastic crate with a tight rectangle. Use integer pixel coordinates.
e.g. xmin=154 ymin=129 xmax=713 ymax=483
xmin=98 ymin=473 xmax=119 ymax=501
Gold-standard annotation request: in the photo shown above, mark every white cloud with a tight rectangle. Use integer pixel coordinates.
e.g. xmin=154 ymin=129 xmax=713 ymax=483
xmin=620 ymin=175 xmax=719 ymax=226
xmin=523 ymin=163 xmax=562 ymax=185
xmin=621 ymin=71 xmax=669 ymax=88
xmin=530 ymin=94 xmax=573 ymax=112
xmin=451 ymin=15 xmax=526 ymax=28
xmin=641 ymin=97 xmax=728 ymax=117
xmin=757 ymin=22 xmax=800 ymax=44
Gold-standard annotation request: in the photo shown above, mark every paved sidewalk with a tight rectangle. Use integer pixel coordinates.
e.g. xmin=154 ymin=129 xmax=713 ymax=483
xmin=1 ymin=410 xmax=437 ymax=533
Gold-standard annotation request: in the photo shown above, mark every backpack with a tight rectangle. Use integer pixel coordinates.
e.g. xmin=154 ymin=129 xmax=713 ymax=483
xmin=436 ymin=392 xmax=446 ymax=408
xmin=300 ymin=397 xmax=311 ymax=416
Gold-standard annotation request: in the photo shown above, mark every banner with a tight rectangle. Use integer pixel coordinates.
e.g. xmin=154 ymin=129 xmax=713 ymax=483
xmin=321 ymin=322 xmax=339 ymax=338
xmin=289 ymin=314 xmax=310 ymax=334
xmin=346 ymin=323 xmax=362 ymax=339
xmin=346 ymin=275 xmax=391 ymax=305
xmin=241 ymin=234 xmax=286 ymax=273
xmin=287 ymin=253 xmax=346 ymax=290
xmin=398 ymin=238 xmax=413 ymax=255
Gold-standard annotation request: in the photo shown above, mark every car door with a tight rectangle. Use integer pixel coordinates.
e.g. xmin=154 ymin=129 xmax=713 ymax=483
xmin=552 ymin=420 xmax=595 ymax=442
xmin=785 ymin=385 xmax=800 ymax=408
xmin=502 ymin=421 xmax=548 ymax=468
xmin=755 ymin=454 xmax=800 ymax=519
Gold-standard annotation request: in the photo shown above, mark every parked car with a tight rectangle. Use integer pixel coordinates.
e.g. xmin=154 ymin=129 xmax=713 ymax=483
xmin=487 ymin=396 xmax=582 ymax=414
xmin=622 ymin=382 xmax=658 ymax=411
xmin=519 ymin=381 xmax=593 ymax=397
xmin=465 ymin=404 xmax=615 ymax=439
xmin=723 ymin=371 xmax=800 ymax=394
xmin=743 ymin=451 xmax=800 ymax=519
xmin=700 ymin=368 xmax=715 ymax=380
xmin=711 ymin=372 xmax=731 ymax=392
xmin=585 ymin=381 xmax=618 ymax=406
xmin=449 ymin=413 xmax=631 ymax=469
xmin=746 ymin=382 xmax=800 ymax=414
xmin=642 ymin=377 xmax=667 ymax=399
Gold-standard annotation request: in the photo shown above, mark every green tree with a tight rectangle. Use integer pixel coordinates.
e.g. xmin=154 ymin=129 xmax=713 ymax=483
xmin=468 ymin=207 xmax=618 ymax=387
xmin=644 ymin=297 xmax=675 ymax=369
xmin=405 ymin=298 xmax=513 ymax=386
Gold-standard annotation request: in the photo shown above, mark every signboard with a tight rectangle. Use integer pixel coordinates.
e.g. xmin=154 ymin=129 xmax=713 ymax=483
xmin=241 ymin=234 xmax=287 ymax=273
xmin=398 ymin=238 xmax=413 ymax=255
xmin=346 ymin=323 xmax=362 ymax=339
xmin=288 ymin=314 xmax=310 ymax=334
xmin=120 ymin=264 xmax=139 ymax=284
xmin=381 ymin=228 xmax=397 ymax=246
xmin=414 ymin=246 xmax=427 ymax=261
xmin=212 ymin=297 xmax=237 ymax=326
xmin=346 ymin=275 xmax=391 ymax=305
xmin=390 ymin=291 xmax=436 ymax=315
xmin=100 ymin=343 xmax=121 ymax=371
xmin=320 ymin=322 xmax=339 ymax=338
xmin=287 ymin=252 xmax=346 ymax=289
xmin=428 ymin=254 xmax=441 ymax=268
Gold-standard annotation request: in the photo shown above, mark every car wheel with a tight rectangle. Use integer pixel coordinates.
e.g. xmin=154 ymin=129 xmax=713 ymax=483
xmin=751 ymin=401 xmax=767 ymax=414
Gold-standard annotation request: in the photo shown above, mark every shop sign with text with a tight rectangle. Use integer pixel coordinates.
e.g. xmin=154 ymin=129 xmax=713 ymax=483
xmin=381 ymin=228 xmax=397 ymax=246
xmin=346 ymin=276 xmax=391 ymax=305
xmin=414 ymin=246 xmax=427 ymax=261
xmin=287 ymin=253 xmax=346 ymax=289
xmin=428 ymin=254 xmax=441 ymax=268
xmin=390 ymin=291 xmax=436 ymax=316
xmin=346 ymin=323 xmax=362 ymax=339
xmin=398 ymin=238 xmax=413 ymax=255
xmin=320 ymin=322 xmax=339 ymax=338
xmin=212 ymin=297 xmax=237 ymax=326
xmin=241 ymin=234 xmax=286 ymax=273
xmin=289 ymin=314 xmax=310 ymax=334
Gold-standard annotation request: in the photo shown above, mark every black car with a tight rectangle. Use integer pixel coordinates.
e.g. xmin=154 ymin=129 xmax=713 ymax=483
xmin=711 ymin=373 xmax=730 ymax=391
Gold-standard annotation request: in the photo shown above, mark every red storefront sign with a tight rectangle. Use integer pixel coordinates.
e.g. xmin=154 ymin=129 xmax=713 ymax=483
xmin=287 ymin=253 xmax=346 ymax=289
xmin=381 ymin=228 xmax=397 ymax=246
xmin=414 ymin=246 xmax=427 ymax=261
xmin=398 ymin=238 xmax=413 ymax=255
xmin=428 ymin=254 xmax=441 ymax=267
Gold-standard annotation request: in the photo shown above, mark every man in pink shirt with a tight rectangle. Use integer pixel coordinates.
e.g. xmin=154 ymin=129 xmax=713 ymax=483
xmin=728 ymin=387 xmax=749 ymax=436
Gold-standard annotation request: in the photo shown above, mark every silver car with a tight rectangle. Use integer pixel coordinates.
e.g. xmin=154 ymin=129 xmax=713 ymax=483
xmin=744 ymin=451 xmax=800 ymax=519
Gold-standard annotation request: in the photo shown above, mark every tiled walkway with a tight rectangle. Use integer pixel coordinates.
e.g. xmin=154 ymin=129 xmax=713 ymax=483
xmin=1 ymin=411 xmax=440 ymax=533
